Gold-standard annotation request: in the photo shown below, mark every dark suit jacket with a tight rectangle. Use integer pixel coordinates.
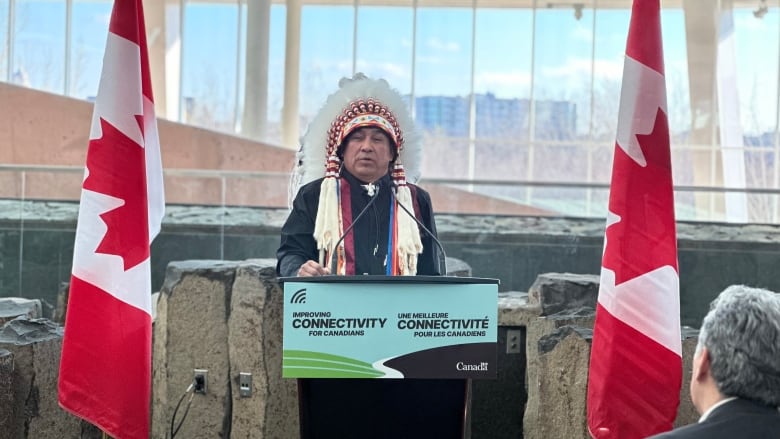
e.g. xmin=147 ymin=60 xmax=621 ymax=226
xmin=647 ymin=398 xmax=780 ymax=439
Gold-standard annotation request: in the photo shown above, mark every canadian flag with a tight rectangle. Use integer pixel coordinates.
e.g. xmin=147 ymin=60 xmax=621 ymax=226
xmin=586 ymin=1 xmax=682 ymax=438
xmin=58 ymin=1 xmax=164 ymax=438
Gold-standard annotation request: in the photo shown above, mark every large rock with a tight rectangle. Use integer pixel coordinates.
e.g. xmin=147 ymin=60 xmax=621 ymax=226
xmin=152 ymin=259 xmax=299 ymax=439
xmin=152 ymin=260 xmax=236 ymax=438
xmin=0 ymin=298 xmax=42 ymax=325
xmin=445 ymin=256 xmax=472 ymax=277
xmin=523 ymin=308 xmax=595 ymax=438
xmin=0 ymin=349 xmax=13 ymax=430
xmin=528 ymin=273 xmax=599 ymax=316
xmin=497 ymin=291 xmax=541 ymax=327
xmin=0 ymin=318 xmax=82 ymax=438
xmin=228 ymin=260 xmax=298 ymax=438
xmin=675 ymin=328 xmax=700 ymax=427
xmin=532 ymin=325 xmax=593 ymax=439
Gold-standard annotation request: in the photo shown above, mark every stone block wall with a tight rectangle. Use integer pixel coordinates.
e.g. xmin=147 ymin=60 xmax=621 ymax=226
xmin=152 ymin=263 xmax=702 ymax=438
xmin=0 ymin=316 xmax=100 ymax=439
xmin=520 ymin=273 xmax=700 ymax=438
xmin=151 ymin=259 xmax=298 ymax=439
xmin=0 ymin=267 xmax=703 ymax=438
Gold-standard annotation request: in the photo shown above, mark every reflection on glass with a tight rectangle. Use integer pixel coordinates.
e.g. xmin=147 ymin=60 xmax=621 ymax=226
xmin=266 ymin=4 xmax=286 ymax=146
xmin=733 ymin=7 xmax=778 ymax=203
xmin=14 ymin=0 xmax=66 ymax=93
xmin=660 ymin=9 xmax=691 ymax=142
xmin=70 ymin=0 xmax=111 ymax=100
xmin=532 ymin=185 xmax=595 ymax=217
xmin=0 ymin=0 xmax=8 ymax=80
xmin=422 ymin=137 xmax=469 ymax=180
xmin=414 ymin=7 xmax=473 ymax=187
xmin=236 ymin=1 xmax=246 ymax=134
xmin=474 ymin=7 xmax=532 ymax=141
xmin=355 ymin=6 xmax=413 ymax=97
xmin=591 ymin=9 xmax=629 ymax=143
xmin=181 ymin=1 xmax=239 ymax=133
xmin=415 ymin=8 xmax=473 ymax=101
xmin=299 ymin=5 xmax=354 ymax=129
xmin=533 ymin=6 xmax=593 ymax=142
xmin=592 ymin=144 xmax=613 ymax=183
xmin=474 ymin=140 xmax=528 ymax=181
xmin=533 ymin=143 xmax=588 ymax=183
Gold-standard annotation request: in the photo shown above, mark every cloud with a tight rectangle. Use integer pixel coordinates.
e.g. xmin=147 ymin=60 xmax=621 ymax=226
xmin=97 ymin=12 xmax=112 ymax=26
xmin=541 ymin=57 xmax=623 ymax=81
xmin=474 ymin=71 xmax=531 ymax=96
xmin=571 ymin=26 xmax=593 ymax=43
xmin=355 ymin=60 xmax=409 ymax=78
xmin=426 ymin=37 xmax=461 ymax=52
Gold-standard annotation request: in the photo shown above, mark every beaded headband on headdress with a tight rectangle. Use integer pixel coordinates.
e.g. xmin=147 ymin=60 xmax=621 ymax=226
xmin=328 ymin=99 xmax=403 ymax=157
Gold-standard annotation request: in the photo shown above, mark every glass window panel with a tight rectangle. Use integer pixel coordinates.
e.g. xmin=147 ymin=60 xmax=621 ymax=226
xmin=70 ymin=0 xmax=111 ymax=100
xmin=591 ymin=8 xmax=630 ymax=143
xmin=422 ymin=136 xmax=468 ymax=180
xmin=533 ymin=99 xmax=579 ymax=141
xmin=745 ymin=148 xmax=775 ymax=188
xmin=591 ymin=143 xmax=613 ymax=183
xmin=474 ymin=7 xmax=532 ymax=142
xmin=672 ymin=147 xmax=695 ymax=186
xmin=532 ymin=4 xmax=594 ymax=142
xmin=532 ymin=142 xmax=589 ymax=183
xmin=531 ymin=186 xmax=591 ymax=217
xmin=733 ymin=7 xmax=779 ymax=135
xmin=181 ymin=1 xmax=239 ymax=133
xmin=299 ymin=5 xmax=354 ymax=129
xmin=414 ymin=7 xmax=473 ymax=102
xmin=235 ymin=0 xmax=246 ymax=133
xmin=733 ymin=7 xmax=779 ymax=192
xmin=14 ymin=0 xmax=66 ymax=93
xmin=660 ymin=9 xmax=691 ymax=142
xmin=474 ymin=139 xmax=528 ymax=181
xmin=414 ymin=94 xmax=469 ymax=137
xmin=746 ymin=192 xmax=778 ymax=223
xmin=673 ymin=188 xmax=697 ymax=221
xmin=266 ymin=3 xmax=286 ymax=145
xmin=1 ymin=0 xmax=8 ymax=80
xmin=354 ymin=6 xmax=413 ymax=96
xmin=414 ymin=7 xmax=473 ymax=185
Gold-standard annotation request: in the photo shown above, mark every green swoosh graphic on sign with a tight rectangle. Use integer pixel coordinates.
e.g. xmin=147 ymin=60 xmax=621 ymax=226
xmin=283 ymin=350 xmax=385 ymax=378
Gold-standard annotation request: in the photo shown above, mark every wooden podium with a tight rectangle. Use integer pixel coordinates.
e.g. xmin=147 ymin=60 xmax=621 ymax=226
xmin=280 ymin=275 xmax=498 ymax=439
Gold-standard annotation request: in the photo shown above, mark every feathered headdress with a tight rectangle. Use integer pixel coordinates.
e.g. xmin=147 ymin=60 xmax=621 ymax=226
xmin=290 ymin=73 xmax=424 ymax=275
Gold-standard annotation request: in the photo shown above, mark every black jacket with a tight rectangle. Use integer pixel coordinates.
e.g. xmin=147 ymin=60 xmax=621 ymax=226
xmin=276 ymin=170 xmax=441 ymax=277
xmin=646 ymin=398 xmax=780 ymax=439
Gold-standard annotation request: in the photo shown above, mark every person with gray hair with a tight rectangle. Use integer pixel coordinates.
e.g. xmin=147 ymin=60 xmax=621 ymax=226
xmin=647 ymin=285 xmax=780 ymax=438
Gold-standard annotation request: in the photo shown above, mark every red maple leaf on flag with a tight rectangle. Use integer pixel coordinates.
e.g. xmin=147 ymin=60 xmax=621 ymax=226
xmin=602 ymin=107 xmax=677 ymax=285
xmin=83 ymin=117 xmax=150 ymax=271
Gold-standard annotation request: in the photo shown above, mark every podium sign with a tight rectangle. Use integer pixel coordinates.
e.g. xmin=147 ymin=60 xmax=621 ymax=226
xmin=281 ymin=276 xmax=498 ymax=379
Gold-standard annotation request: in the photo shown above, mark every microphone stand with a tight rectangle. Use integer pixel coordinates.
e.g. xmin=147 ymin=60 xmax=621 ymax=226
xmin=390 ymin=189 xmax=448 ymax=276
xmin=328 ymin=184 xmax=381 ymax=274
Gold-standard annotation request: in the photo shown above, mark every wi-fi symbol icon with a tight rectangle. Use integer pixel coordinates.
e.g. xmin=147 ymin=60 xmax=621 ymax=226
xmin=291 ymin=288 xmax=307 ymax=304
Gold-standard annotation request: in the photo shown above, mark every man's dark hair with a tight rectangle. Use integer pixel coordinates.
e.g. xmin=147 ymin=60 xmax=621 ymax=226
xmin=697 ymin=285 xmax=780 ymax=407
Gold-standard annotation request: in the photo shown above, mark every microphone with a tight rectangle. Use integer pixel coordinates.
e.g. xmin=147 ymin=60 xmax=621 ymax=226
xmin=328 ymin=182 xmax=382 ymax=273
xmin=390 ymin=188 xmax=448 ymax=276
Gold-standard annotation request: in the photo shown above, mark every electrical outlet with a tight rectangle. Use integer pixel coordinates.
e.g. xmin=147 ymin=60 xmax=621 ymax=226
xmin=193 ymin=369 xmax=208 ymax=394
xmin=239 ymin=372 xmax=252 ymax=398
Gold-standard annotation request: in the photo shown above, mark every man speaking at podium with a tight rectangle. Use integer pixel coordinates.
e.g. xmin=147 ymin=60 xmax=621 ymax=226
xmin=277 ymin=74 xmax=466 ymax=438
xmin=277 ymin=73 xmax=441 ymax=278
